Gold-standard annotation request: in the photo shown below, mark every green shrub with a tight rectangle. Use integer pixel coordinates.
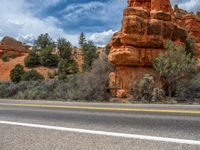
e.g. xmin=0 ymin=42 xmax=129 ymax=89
xmin=129 ymin=74 xmax=165 ymax=102
xmin=9 ymin=51 xmax=17 ymax=59
xmin=1 ymin=54 xmax=9 ymax=62
xmin=153 ymin=40 xmax=196 ymax=97
xmin=21 ymin=70 xmax=44 ymax=81
xmin=176 ymin=74 xmax=200 ymax=100
xmin=40 ymin=49 xmax=59 ymax=67
xmin=10 ymin=64 xmax=25 ymax=83
xmin=0 ymin=80 xmax=74 ymax=100
xmin=58 ymin=59 xmax=78 ymax=75
xmin=152 ymin=88 xmax=165 ymax=102
xmin=24 ymin=51 xmax=40 ymax=67
xmin=58 ymin=72 xmax=67 ymax=81
xmin=139 ymin=74 xmax=155 ymax=102
xmin=82 ymin=41 xmax=99 ymax=71
xmin=57 ymin=38 xmax=73 ymax=59
xmin=185 ymin=37 xmax=195 ymax=57
xmin=33 ymin=33 xmax=55 ymax=50
xmin=67 ymin=60 xmax=78 ymax=74
xmin=58 ymin=59 xmax=68 ymax=73
xmin=0 ymin=82 xmax=18 ymax=98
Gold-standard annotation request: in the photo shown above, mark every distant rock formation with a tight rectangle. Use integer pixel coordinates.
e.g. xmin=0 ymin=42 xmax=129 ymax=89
xmin=108 ymin=0 xmax=199 ymax=98
xmin=0 ymin=36 xmax=30 ymax=58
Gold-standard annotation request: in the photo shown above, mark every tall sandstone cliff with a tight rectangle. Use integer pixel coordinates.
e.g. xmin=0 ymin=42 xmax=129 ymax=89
xmin=108 ymin=0 xmax=200 ymax=98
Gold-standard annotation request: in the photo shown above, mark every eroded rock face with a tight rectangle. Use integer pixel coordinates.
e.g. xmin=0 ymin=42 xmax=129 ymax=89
xmin=174 ymin=7 xmax=200 ymax=62
xmin=0 ymin=36 xmax=30 ymax=58
xmin=108 ymin=0 xmax=188 ymax=98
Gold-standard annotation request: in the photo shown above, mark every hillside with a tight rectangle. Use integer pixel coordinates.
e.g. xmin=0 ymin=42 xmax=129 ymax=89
xmin=0 ymin=54 xmax=56 ymax=81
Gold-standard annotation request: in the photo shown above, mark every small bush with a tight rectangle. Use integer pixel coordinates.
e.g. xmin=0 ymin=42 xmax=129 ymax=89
xmin=76 ymin=54 xmax=111 ymax=101
xmin=58 ymin=59 xmax=68 ymax=74
xmin=176 ymin=74 xmax=200 ymax=100
xmin=58 ymin=59 xmax=78 ymax=75
xmin=21 ymin=70 xmax=44 ymax=81
xmin=1 ymin=54 xmax=9 ymax=62
xmin=10 ymin=64 xmax=25 ymax=83
xmin=24 ymin=51 xmax=40 ymax=67
xmin=40 ymin=49 xmax=59 ymax=67
xmin=9 ymin=51 xmax=17 ymax=59
xmin=139 ymin=74 xmax=155 ymax=102
xmin=129 ymin=86 xmax=140 ymax=101
xmin=47 ymin=71 xmax=55 ymax=79
xmin=152 ymin=88 xmax=165 ymax=102
xmin=185 ymin=37 xmax=195 ymax=57
xmin=58 ymin=72 xmax=67 ymax=81
xmin=0 ymin=80 xmax=76 ymax=100
xmin=0 ymin=82 xmax=19 ymax=98
xmin=130 ymin=74 xmax=165 ymax=102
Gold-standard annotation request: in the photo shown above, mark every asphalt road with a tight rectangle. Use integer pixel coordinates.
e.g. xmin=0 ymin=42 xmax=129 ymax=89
xmin=0 ymin=99 xmax=200 ymax=150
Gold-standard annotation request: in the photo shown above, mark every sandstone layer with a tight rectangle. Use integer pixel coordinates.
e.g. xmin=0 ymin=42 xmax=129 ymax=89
xmin=0 ymin=36 xmax=30 ymax=58
xmin=108 ymin=0 xmax=191 ymax=98
xmin=174 ymin=7 xmax=200 ymax=63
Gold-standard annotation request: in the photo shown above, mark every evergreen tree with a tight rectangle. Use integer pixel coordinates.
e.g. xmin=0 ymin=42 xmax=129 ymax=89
xmin=82 ymin=41 xmax=98 ymax=71
xmin=79 ymin=32 xmax=86 ymax=48
xmin=57 ymin=38 xmax=73 ymax=59
xmin=33 ymin=33 xmax=55 ymax=50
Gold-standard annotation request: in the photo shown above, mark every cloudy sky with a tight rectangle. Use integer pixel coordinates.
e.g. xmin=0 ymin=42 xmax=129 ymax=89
xmin=0 ymin=0 xmax=199 ymax=47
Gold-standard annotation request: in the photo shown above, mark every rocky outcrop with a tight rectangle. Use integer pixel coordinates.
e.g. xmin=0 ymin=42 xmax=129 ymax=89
xmin=73 ymin=48 xmax=84 ymax=72
xmin=174 ymin=7 xmax=200 ymax=63
xmin=0 ymin=36 xmax=30 ymax=58
xmin=108 ymin=0 xmax=188 ymax=98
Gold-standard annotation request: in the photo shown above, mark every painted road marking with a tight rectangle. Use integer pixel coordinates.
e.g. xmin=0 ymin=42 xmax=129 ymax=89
xmin=0 ymin=120 xmax=200 ymax=145
xmin=0 ymin=103 xmax=200 ymax=114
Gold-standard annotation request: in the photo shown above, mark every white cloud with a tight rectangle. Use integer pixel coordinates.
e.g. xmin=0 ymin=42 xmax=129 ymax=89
xmin=62 ymin=2 xmax=105 ymax=21
xmin=88 ymin=30 xmax=116 ymax=47
xmin=0 ymin=0 xmax=79 ymax=46
xmin=17 ymin=34 xmax=35 ymax=45
xmin=171 ymin=0 xmax=200 ymax=12
xmin=62 ymin=0 xmax=126 ymax=24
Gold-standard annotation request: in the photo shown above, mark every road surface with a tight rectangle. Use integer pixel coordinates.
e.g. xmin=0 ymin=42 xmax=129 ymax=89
xmin=0 ymin=99 xmax=200 ymax=150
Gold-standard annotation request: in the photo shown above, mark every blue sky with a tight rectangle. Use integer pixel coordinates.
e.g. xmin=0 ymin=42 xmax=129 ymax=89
xmin=0 ymin=0 xmax=199 ymax=46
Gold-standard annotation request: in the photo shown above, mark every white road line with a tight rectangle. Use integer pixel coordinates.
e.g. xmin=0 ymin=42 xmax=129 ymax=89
xmin=0 ymin=120 xmax=200 ymax=145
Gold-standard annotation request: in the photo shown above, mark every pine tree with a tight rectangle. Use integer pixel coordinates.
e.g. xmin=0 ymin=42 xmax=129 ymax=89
xmin=79 ymin=32 xmax=86 ymax=48
xmin=82 ymin=41 xmax=98 ymax=71
xmin=57 ymin=38 xmax=73 ymax=60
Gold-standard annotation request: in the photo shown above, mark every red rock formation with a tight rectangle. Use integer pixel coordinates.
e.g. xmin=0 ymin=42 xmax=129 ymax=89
xmin=0 ymin=36 xmax=30 ymax=58
xmin=108 ymin=0 xmax=188 ymax=98
xmin=174 ymin=7 xmax=200 ymax=63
